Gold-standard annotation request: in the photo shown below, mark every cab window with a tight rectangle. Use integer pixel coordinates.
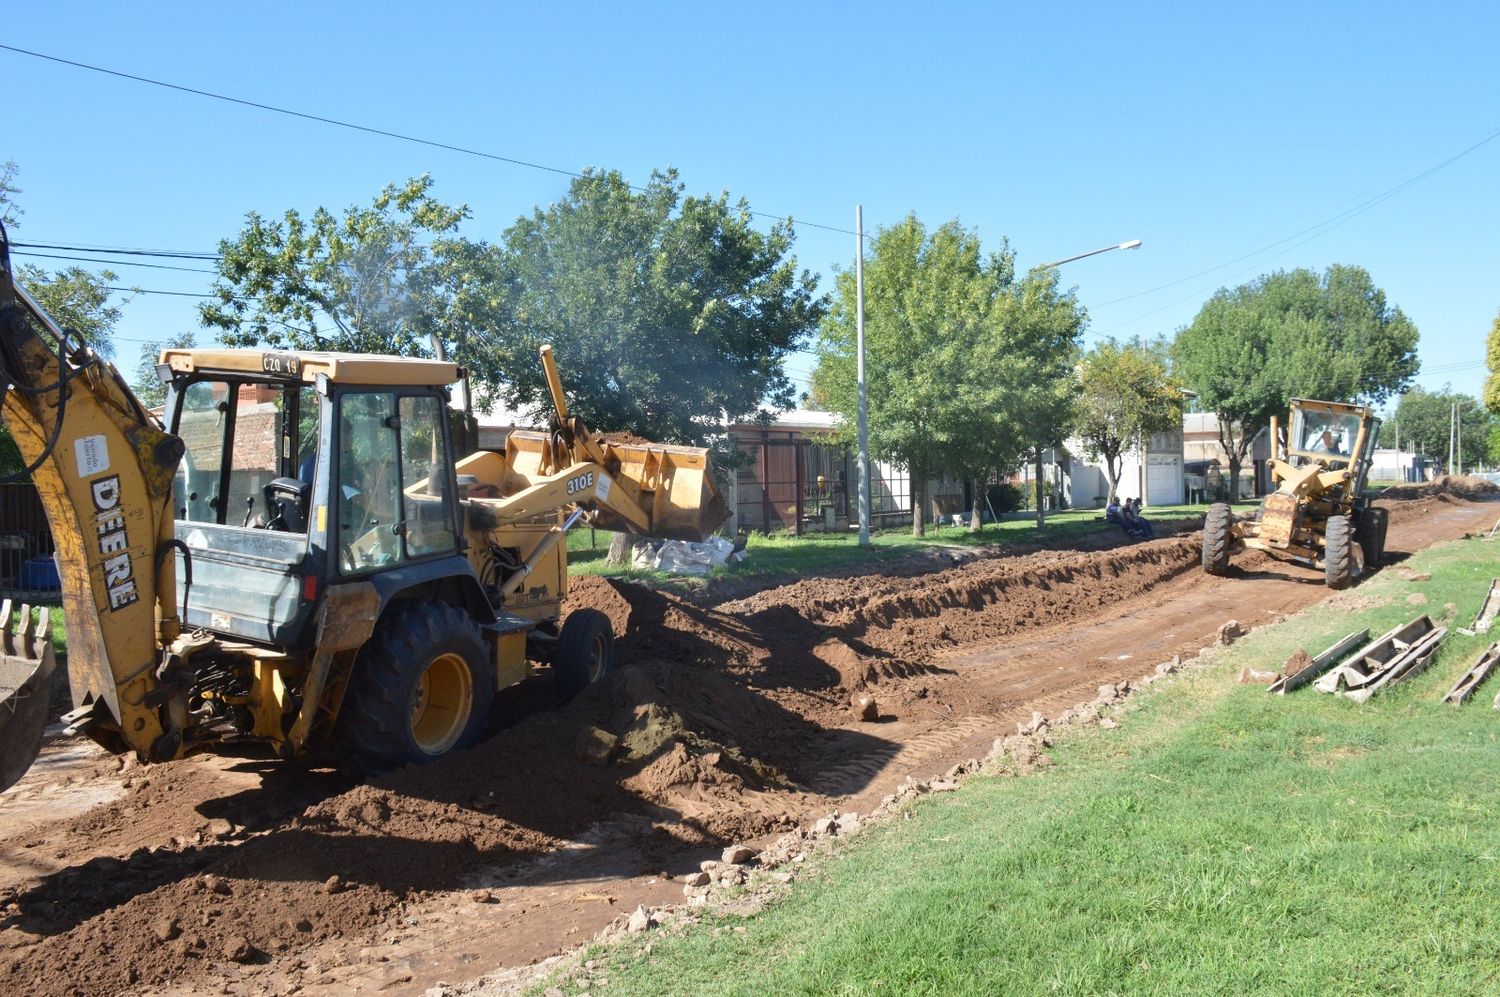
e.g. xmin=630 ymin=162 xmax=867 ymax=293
xmin=337 ymin=391 xmax=456 ymax=574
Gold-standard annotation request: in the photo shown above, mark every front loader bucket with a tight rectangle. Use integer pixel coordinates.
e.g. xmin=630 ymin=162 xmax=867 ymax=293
xmin=505 ymin=431 xmax=731 ymax=542
xmin=0 ymin=601 xmax=59 ymax=794
xmin=600 ymin=439 xmax=731 ymax=541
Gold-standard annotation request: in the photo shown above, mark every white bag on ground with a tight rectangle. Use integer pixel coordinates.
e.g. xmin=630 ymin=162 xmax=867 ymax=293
xmin=654 ymin=535 xmax=737 ymax=575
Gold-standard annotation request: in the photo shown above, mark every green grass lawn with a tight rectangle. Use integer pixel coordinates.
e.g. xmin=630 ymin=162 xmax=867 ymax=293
xmin=554 ymin=534 xmax=1500 ymax=995
xmin=566 ymin=502 xmax=1247 ymax=587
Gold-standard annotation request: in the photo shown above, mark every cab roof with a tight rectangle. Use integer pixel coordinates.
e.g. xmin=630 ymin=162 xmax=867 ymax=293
xmin=1289 ymin=397 xmax=1372 ymax=417
xmin=160 ymin=348 xmax=461 ymax=387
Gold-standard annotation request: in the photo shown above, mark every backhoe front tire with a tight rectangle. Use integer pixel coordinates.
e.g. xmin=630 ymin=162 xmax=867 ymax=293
xmin=337 ymin=601 xmax=495 ymax=774
xmin=553 ymin=609 xmax=615 ymax=699
xmin=1202 ymin=503 xmax=1233 ymax=576
xmin=1325 ymin=515 xmax=1362 ymax=590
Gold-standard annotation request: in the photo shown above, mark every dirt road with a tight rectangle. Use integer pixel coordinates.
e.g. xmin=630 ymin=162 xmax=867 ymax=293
xmin=2 ymin=488 xmax=1494 ymax=996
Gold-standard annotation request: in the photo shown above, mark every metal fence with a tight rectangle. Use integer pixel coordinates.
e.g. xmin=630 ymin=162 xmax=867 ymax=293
xmin=1 ymin=481 xmax=58 ymax=599
xmin=731 ymin=432 xmax=975 ymax=534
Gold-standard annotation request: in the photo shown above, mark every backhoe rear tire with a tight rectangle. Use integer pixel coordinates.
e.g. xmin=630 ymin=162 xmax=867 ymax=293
xmin=553 ymin=609 xmax=615 ymax=699
xmin=336 ymin=601 xmax=495 ymax=774
xmin=1202 ymin=503 xmax=1233 ymax=576
xmin=1325 ymin=515 xmax=1362 ymax=590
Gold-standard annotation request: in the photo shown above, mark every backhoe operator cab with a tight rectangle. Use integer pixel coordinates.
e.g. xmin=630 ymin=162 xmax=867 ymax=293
xmin=162 ymin=350 xmax=473 ymax=651
xmin=1202 ymin=398 xmax=1386 ymax=590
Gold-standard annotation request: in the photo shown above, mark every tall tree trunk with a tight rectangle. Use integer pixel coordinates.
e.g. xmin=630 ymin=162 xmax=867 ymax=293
xmin=1104 ymin=451 xmax=1120 ymax=505
xmin=911 ymin=476 xmax=925 ymax=537
xmin=1226 ymin=457 xmax=1241 ymax=504
xmin=607 ymin=531 xmax=647 ymax=567
xmin=970 ymin=477 xmax=985 ymax=532
xmin=1034 ymin=447 xmax=1046 ymax=529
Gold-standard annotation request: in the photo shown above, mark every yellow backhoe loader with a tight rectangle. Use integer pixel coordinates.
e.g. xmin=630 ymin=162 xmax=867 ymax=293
xmin=0 ymin=221 xmax=728 ymax=791
xmin=1201 ymin=398 xmax=1387 ymax=589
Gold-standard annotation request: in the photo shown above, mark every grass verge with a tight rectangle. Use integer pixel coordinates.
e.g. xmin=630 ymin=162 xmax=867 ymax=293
xmin=552 ymin=534 xmax=1500 ymax=995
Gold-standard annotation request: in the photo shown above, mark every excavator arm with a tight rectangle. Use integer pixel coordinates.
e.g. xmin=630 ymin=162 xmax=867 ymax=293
xmin=0 ymin=222 xmax=186 ymax=792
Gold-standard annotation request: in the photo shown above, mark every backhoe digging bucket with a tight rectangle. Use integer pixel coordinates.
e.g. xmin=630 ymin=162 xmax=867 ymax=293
xmin=0 ymin=601 xmax=59 ymax=794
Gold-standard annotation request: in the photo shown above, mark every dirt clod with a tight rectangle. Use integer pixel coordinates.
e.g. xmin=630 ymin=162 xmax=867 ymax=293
xmin=721 ymin=845 xmax=756 ymax=866
xmin=574 ymin=726 xmax=618 ymax=767
xmin=1218 ymin=619 xmax=1247 ymax=645
xmin=222 ymin=935 xmax=256 ymax=963
xmin=1282 ymin=648 xmax=1314 ymax=677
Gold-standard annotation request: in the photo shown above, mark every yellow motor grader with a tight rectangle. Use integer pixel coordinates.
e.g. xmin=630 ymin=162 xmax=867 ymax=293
xmin=1202 ymin=398 xmax=1386 ymax=589
xmin=0 ymin=221 xmax=727 ymax=791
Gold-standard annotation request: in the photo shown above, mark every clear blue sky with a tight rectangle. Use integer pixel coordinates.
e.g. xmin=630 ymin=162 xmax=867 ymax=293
xmin=5 ymin=2 xmax=1496 ymax=405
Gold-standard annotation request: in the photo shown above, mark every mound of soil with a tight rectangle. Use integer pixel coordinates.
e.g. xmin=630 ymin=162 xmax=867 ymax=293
xmin=1380 ymin=475 xmax=1500 ymax=501
xmin=724 ymin=536 xmax=1203 ymax=659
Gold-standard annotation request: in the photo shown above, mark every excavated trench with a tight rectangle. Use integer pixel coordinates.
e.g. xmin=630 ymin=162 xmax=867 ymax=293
xmin=0 ymin=483 xmax=1495 ymax=996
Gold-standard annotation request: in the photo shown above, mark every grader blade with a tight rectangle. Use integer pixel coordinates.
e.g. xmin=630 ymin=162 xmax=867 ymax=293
xmin=0 ymin=600 xmax=59 ymax=794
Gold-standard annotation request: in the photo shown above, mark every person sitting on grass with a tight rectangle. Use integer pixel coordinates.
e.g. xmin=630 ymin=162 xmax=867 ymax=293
xmin=1123 ymin=497 xmax=1156 ymax=539
xmin=1105 ymin=497 xmax=1147 ymax=539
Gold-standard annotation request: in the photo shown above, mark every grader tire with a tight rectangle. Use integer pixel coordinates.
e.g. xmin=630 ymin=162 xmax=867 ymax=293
xmin=1202 ymin=503 xmax=1233 ymax=576
xmin=553 ymin=609 xmax=615 ymax=699
xmin=1325 ymin=515 xmax=1361 ymax=590
xmin=336 ymin=601 xmax=495 ymax=774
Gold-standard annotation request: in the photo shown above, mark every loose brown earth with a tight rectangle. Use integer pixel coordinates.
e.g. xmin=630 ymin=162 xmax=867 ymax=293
xmin=2 ymin=483 xmax=1496 ymax=996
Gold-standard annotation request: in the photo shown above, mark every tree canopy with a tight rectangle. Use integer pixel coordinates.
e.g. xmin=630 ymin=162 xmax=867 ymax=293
xmin=1173 ymin=264 xmax=1419 ymax=494
xmin=132 ymin=332 xmax=197 ymax=410
xmin=813 ymin=216 xmax=1083 ymax=534
xmin=481 ymin=168 xmax=824 ymax=447
xmin=1485 ymin=309 xmax=1500 ymax=416
xmin=1074 ymin=338 xmax=1184 ymax=502
xmin=200 ymin=175 xmax=474 ymax=358
xmin=1391 ymin=387 xmax=1494 ymax=472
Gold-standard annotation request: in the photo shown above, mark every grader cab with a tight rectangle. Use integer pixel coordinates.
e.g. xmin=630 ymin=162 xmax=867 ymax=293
xmin=1202 ymin=398 xmax=1387 ymax=589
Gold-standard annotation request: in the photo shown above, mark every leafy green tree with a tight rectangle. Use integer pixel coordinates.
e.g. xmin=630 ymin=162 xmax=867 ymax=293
xmin=201 ymin=175 xmax=475 ymax=358
xmin=1485 ymin=309 xmax=1500 ymax=415
xmin=1074 ymin=338 xmax=1184 ymax=504
xmin=1009 ymin=270 xmax=1086 ymax=527
xmin=1173 ymin=265 xmax=1418 ymax=497
xmin=132 ymin=333 xmax=197 ymax=409
xmin=486 ymin=168 xmax=823 ymax=448
xmin=814 ymin=217 xmax=1081 ymax=534
xmin=0 ymin=160 xmax=21 ymax=227
xmin=17 ymin=265 xmax=123 ymax=359
xmin=1393 ymin=387 xmax=1493 ymax=473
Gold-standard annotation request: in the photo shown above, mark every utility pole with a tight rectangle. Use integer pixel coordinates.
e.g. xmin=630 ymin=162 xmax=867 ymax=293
xmin=1449 ymin=402 xmax=1457 ymax=475
xmin=855 ymin=205 xmax=871 ymax=546
xmin=1457 ymin=401 xmax=1463 ymax=476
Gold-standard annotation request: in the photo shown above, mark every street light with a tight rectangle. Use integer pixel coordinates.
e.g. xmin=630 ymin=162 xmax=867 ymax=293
xmin=1036 ymin=239 xmax=1142 ymax=270
xmin=1027 ymin=238 xmax=1143 ymax=526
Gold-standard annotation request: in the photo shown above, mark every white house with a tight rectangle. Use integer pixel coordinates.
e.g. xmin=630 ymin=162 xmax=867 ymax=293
xmin=1067 ymin=423 xmax=1186 ymax=509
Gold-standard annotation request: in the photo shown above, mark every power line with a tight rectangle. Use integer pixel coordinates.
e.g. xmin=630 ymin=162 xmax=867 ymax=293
xmin=11 ymin=240 xmax=219 ymax=259
xmin=102 ymin=285 xmax=214 ymax=298
xmin=1086 ymin=122 xmax=1500 ymax=338
xmin=0 ymin=43 xmax=863 ymax=240
xmin=15 ymin=250 xmax=218 ymax=273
